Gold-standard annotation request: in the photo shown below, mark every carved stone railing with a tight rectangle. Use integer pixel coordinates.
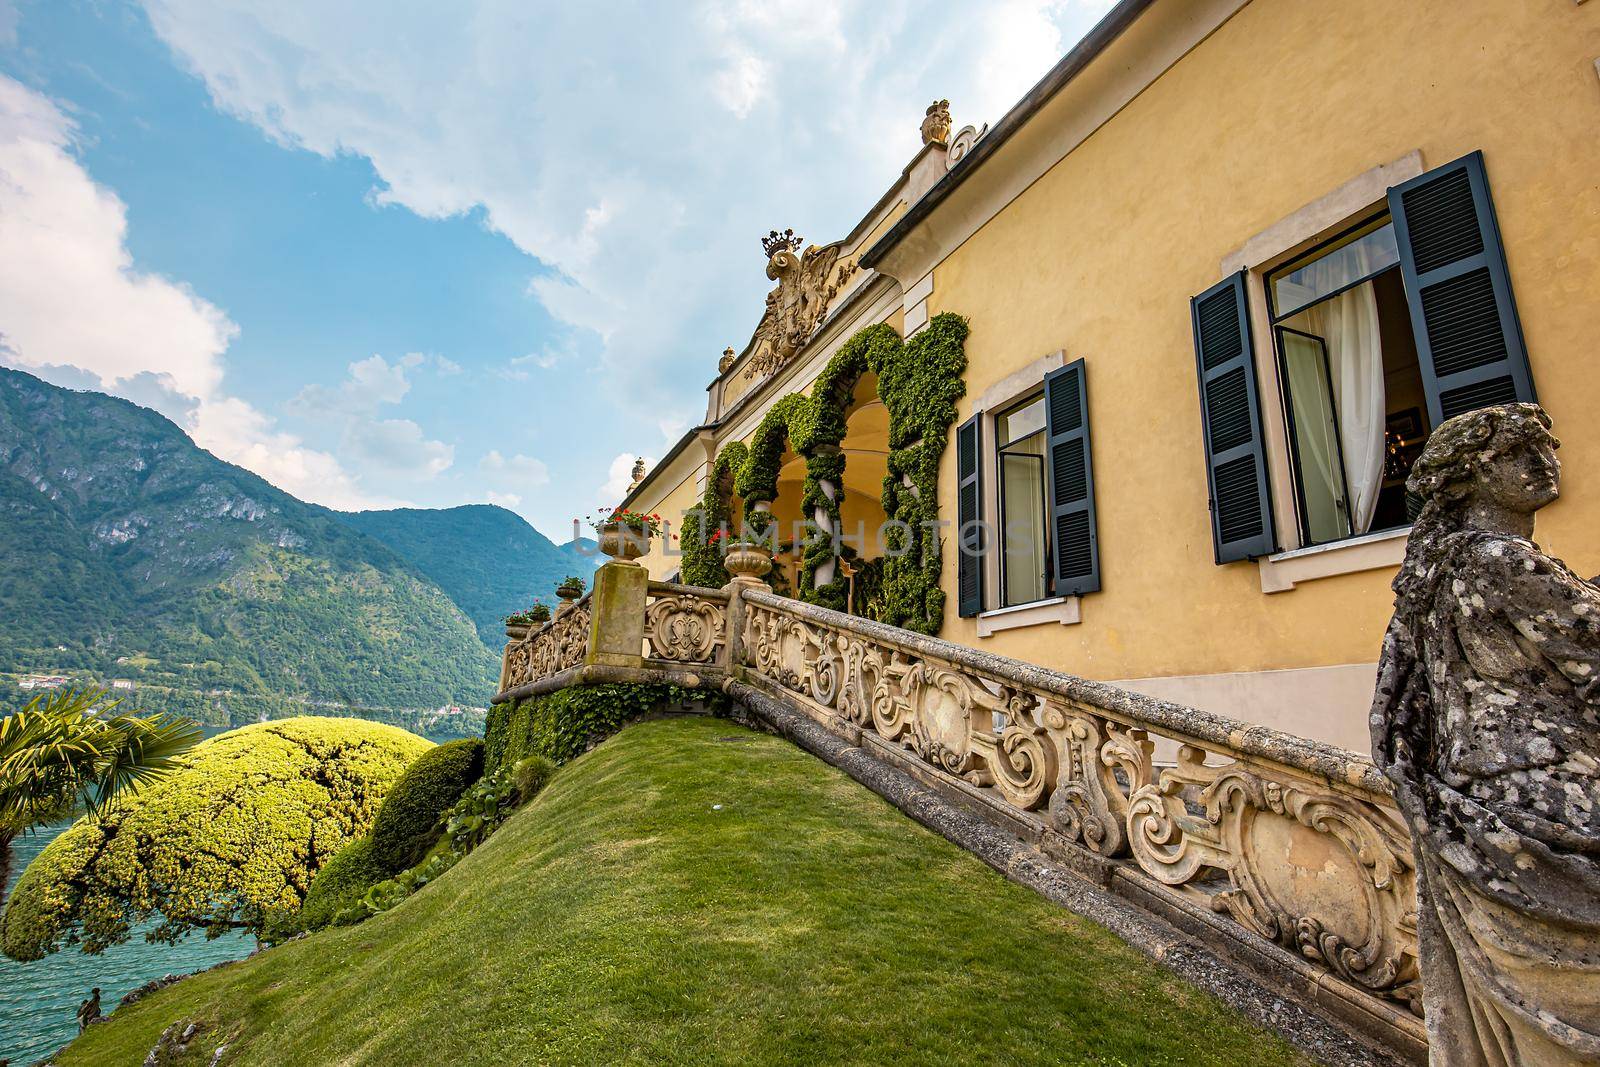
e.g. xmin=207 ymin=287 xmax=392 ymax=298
xmin=494 ymin=561 xmax=1423 ymax=1055
xmin=644 ymin=581 xmax=729 ymax=667
xmin=735 ymin=588 xmax=1421 ymax=1022
xmin=500 ymin=592 xmax=592 ymax=692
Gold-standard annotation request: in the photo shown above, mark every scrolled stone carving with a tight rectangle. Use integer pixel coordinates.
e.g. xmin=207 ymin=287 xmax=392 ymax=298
xmin=502 ymin=600 xmax=591 ymax=690
xmin=644 ymin=591 xmax=725 ymax=664
xmin=945 ymin=122 xmax=988 ymax=169
xmin=743 ymin=232 xmax=856 ymax=381
xmin=734 ymin=592 xmax=1424 ymax=1016
xmin=1371 ymin=403 xmax=1600 ymax=1063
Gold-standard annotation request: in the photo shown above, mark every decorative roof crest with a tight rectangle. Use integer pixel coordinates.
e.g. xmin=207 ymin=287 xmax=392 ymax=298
xmin=762 ymin=228 xmax=804 ymax=260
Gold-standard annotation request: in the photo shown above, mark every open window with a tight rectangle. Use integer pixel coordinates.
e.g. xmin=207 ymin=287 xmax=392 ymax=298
xmin=1267 ymin=215 xmax=1427 ymax=546
xmin=1192 ymin=152 xmax=1535 ymax=563
xmin=995 ymin=393 xmax=1048 ymax=607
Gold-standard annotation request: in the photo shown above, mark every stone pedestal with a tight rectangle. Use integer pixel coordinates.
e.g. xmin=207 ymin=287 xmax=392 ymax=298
xmin=585 ymin=560 xmax=648 ymax=668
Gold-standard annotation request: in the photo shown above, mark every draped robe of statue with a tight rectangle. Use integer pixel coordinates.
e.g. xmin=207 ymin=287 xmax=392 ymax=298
xmin=1371 ymin=403 xmax=1600 ymax=1066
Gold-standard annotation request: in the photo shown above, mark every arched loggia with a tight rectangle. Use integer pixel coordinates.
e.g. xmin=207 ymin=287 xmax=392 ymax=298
xmin=680 ymin=315 xmax=968 ymax=634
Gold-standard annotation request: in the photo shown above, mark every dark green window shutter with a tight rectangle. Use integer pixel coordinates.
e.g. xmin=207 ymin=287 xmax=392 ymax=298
xmin=1388 ymin=151 xmax=1534 ymax=425
xmin=1192 ymin=272 xmax=1276 ymax=563
xmin=956 ymin=414 xmax=984 ymax=618
xmin=1044 ymin=359 xmax=1100 ymax=595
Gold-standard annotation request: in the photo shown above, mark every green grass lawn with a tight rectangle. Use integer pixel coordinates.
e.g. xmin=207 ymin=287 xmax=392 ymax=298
xmin=58 ymin=716 xmax=1313 ymax=1066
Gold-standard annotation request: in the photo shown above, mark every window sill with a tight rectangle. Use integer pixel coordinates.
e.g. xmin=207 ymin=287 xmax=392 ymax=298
xmin=977 ymin=596 xmax=1081 ymax=636
xmin=1257 ymin=527 xmax=1409 ymax=594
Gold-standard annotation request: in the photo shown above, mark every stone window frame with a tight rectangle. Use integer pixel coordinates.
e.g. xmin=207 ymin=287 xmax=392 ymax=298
xmin=970 ymin=350 xmax=1083 ymax=634
xmin=1219 ymin=152 xmax=1426 ymax=595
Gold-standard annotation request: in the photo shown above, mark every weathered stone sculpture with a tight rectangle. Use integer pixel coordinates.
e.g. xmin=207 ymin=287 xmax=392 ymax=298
xmin=1371 ymin=403 xmax=1600 ymax=1065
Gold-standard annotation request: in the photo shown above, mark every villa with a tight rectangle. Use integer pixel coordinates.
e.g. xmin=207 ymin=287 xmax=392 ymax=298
xmin=616 ymin=0 xmax=1599 ymax=754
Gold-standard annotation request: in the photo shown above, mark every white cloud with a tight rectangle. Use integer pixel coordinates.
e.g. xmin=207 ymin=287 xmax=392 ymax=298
xmin=598 ymin=451 xmax=653 ymax=504
xmin=136 ymin=0 xmax=1118 ymax=432
xmin=480 ymin=449 xmax=550 ymax=486
xmin=291 ymin=353 xmax=456 ymax=480
xmin=0 ymin=74 xmax=387 ymax=509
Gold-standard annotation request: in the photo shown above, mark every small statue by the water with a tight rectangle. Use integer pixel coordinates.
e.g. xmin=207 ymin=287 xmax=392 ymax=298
xmin=1371 ymin=403 xmax=1600 ymax=1065
xmin=76 ymin=987 xmax=101 ymax=1033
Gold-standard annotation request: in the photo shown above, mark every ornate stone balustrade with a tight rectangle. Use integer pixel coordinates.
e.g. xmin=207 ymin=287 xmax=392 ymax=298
xmin=735 ymin=588 xmax=1421 ymax=1023
xmin=495 ymin=561 xmax=1423 ymax=1056
xmin=644 ymin=582 xmax=729 ymax=667
xmin=500 ymin=592 xmax=592 ymax=692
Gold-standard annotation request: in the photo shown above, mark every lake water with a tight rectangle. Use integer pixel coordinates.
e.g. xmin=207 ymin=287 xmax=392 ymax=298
xmin=0 ymin=822 xmax=254 ymax=1063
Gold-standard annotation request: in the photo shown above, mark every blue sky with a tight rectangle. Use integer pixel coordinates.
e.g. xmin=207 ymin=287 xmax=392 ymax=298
xmin=0 ymin=0 xmax=1112 ymax=539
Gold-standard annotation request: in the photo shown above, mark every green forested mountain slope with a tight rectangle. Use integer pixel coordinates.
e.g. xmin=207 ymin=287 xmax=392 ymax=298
xmin=341 ymin=505 xmax=597 ymax=649
xmin=0 ymin=367 xmax=496 ymax=725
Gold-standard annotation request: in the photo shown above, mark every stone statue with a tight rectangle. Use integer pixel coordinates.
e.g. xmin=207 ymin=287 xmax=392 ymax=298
xmin=1370 ymin=403 xmax=1600 ymax=1065
xmin=920 ymin=99 xmax=952 ymax=146
xmin=77 ymin=987 xmax=102 ymax=1032
xmin=629 ymin=457 xmax=646 ymax=488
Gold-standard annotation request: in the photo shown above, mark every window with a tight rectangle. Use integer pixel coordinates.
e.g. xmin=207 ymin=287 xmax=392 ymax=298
xmin=1267 ymin=216 xmax=1429 ymax=547
xmin=995 ymin=394 xmax=1048 ymax=606
xmin=957 ymin=356 xmax=1100 ymax=621
xmin=1191 ymin=152 xmax=1536 ymax=566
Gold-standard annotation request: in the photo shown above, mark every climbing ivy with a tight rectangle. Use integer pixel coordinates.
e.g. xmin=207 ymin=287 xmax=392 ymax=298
xmin=676 ymin=313 xmax=968 ymax=633
xmin=876 ymin=313 xmax=969 ymax=633
xmin=680 ymin=442 xmax=748 ymax=588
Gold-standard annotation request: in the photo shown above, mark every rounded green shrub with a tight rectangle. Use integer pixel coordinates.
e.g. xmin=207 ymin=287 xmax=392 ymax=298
xmin=511 ymin=754 xmax=556 ymax=804
xmin=1 ymin=717 xmax=430 ymax=960
xmin=299 ymin=836 xmax=389 ymax=931
xmin=368 ymin=737 xmax=485 ymax=872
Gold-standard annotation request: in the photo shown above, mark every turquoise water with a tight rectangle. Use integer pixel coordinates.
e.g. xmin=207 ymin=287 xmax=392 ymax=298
xmin=0 ymin=822 xmax=254 ymax=1063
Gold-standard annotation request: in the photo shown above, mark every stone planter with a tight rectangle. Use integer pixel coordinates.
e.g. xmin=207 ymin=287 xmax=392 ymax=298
xmin=724 ymin=540 xmax=773 ymax=584
xmin=504 ymin=622 xmax=531 ymax=641
xmin=598 ymin=521 xmax=651 ymax=563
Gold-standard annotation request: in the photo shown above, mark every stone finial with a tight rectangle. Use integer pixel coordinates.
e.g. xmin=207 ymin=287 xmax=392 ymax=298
xmin=920 ymin=99 xmax=952 ymax=146
xmin=1370 ymin=402 xmax=1600 ymax=1063
xmin=628 ymin=457 xmax=647 ymax=488
xmin=719 ymin=346 xmax=736 ymax=373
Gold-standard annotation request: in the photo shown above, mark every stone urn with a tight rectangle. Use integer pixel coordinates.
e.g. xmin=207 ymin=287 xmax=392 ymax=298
xmin=724 ymin=540 xmax=773 ymax=584
xmin=555 ymin=583 xmax=583 ymax=613
xmin=504 ymin=622 xmax=531 ymax=642
xmin=597 ymin=521 xmax=650 ymax=564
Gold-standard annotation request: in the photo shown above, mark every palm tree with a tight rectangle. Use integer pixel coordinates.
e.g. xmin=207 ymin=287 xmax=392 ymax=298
xmin=0 ymin=688 xmax=201 ymax=906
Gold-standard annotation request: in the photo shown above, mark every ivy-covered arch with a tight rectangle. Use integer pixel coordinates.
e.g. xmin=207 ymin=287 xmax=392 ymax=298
xmin=680 ymin=441 xmax=748 ymax=588
xmin=679 ymin=313 xmax=968 ymax=635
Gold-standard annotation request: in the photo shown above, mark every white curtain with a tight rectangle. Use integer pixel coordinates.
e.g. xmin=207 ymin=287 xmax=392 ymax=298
xmin=1312 ymin=283 xmax=1384 ymax=533
xmin=1301 ymin=243 xmax=1386 ymax=534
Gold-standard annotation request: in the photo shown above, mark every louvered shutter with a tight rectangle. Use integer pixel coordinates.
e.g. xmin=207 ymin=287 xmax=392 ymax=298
xmin=1044 ymin=360 xmax=1100 ymax=596
xmin=956 ymin=414 xmax=984 ymax=617
xmin=1192 ymin=272 xmax=1276 ymax=563
xmin=1388 ymin=151 xmax=1534 ymax=426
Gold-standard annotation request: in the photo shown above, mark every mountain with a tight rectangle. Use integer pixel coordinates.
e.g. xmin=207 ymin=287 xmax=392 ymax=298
xmin=0 ymin=366 xmax=497 ymax=728
xmin=341 ymin=505 xmax=597 ymax=649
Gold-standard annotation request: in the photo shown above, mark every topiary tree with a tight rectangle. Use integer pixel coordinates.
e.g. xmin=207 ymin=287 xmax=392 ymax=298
xmin=0 ymin=717 xmax=430 ymax=960
xmin=368 ymin=737 xmax=484 ymax=872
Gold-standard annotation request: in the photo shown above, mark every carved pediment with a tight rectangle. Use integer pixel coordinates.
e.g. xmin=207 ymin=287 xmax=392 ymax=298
xmin=743 ymin=229 xmax=858 ymax=381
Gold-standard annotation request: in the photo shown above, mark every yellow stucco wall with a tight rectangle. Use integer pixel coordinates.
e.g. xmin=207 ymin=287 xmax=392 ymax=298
xmin=926 ymin=0 xmax=1600 ymax=684
xmin=633 ymin=462 xmax=705 ymax=581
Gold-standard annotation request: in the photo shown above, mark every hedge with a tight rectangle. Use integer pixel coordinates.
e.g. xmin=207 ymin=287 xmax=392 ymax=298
xmin=484 ymin=684 xmax=694 ymax=773
xmin=298 ymin=836 xmax=389 ymax=931
xmin=368 ymin=738 xmax=485 ymax=872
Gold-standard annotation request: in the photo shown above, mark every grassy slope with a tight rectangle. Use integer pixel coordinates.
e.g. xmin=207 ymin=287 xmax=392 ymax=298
xmin=59 ymin=717 xmax=1312 ymax=1067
